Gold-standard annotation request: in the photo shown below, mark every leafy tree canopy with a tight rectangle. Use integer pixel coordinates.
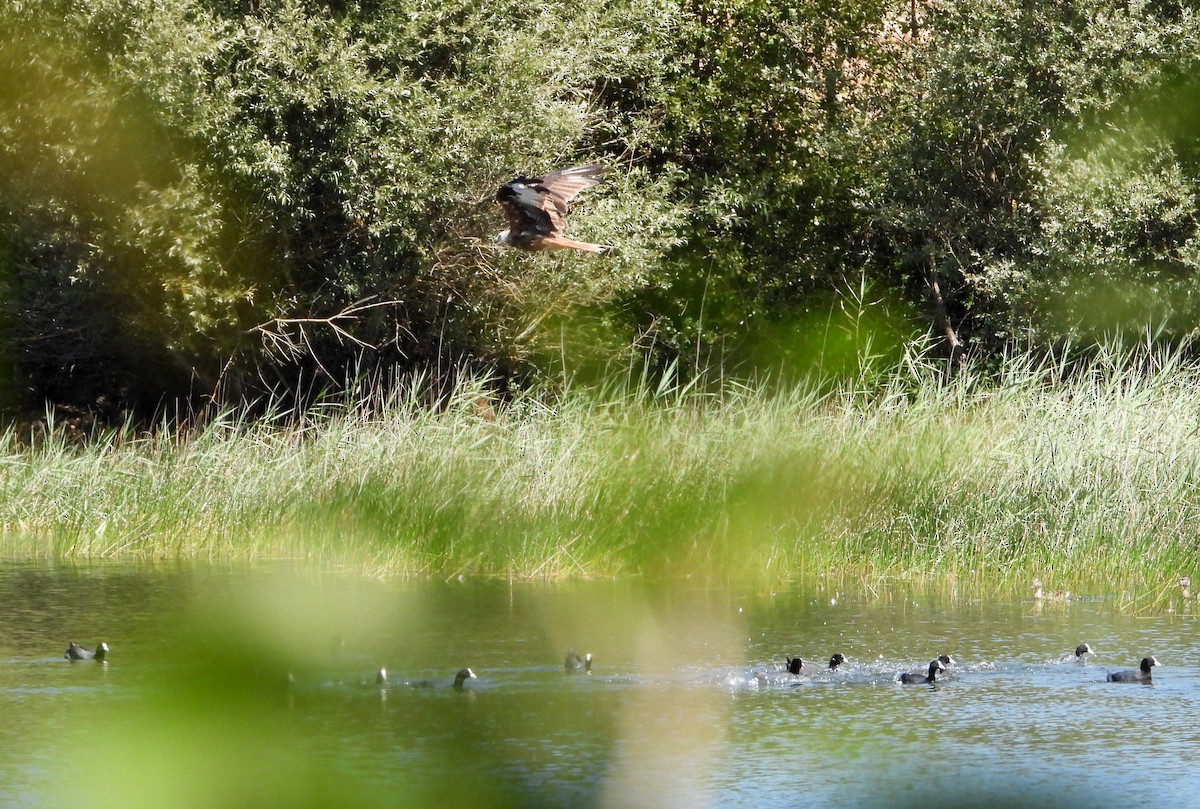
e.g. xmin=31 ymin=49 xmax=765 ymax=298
xmin=2 ymin=0 xmax=1199 ymax=426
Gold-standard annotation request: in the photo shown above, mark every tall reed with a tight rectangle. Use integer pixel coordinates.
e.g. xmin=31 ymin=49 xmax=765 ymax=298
xmin=1 ymin=348 xmax=1198 ymax=592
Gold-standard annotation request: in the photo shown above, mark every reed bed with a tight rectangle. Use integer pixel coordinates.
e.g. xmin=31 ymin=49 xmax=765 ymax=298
xmin=1 ymin=348 xmax=1199 ymax=593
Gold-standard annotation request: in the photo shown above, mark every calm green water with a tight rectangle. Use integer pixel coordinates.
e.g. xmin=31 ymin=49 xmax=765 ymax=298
xmin=0 ymin=562 xmax=1197 ymax=808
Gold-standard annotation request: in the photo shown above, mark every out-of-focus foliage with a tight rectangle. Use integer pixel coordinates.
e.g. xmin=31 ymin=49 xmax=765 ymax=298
xmin=862 ymin=0 xmax=1200 ymax=353
xmin=2 ymin=0 xmax=1200 ymax=426
xmin=1014 ymin=71 xmax=1200 ymax=343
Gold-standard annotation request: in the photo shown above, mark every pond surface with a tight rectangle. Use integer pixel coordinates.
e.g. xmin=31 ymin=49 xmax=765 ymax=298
xmin=0 ymin=562 xmax=1197 ymax=808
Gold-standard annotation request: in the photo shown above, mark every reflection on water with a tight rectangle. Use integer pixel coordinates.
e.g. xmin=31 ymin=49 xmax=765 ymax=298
xmin=0 ymin=562 xmax=1196 ymax=807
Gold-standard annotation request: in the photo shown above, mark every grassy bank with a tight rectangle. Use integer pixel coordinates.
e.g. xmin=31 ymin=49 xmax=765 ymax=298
xmin=1 ymin=348 xmax=1198 ymax=594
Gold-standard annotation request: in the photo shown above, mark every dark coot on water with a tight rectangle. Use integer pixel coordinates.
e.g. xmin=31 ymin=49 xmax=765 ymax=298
xmin=899 ymin=659 xmax=946 ymax=684
xmin=788 ymin=655 xmax=846 ymax=675
xmin=354 ymin=668 xmax=389 ymax=688
xmin=782 ymin=652 xmax=830 ymax=672
xmin=410 ymin=668 xmax=477 ymax=690
xmin=65 ymin=642 xmax=108 ymax=661
xmin=1075 ymin=643 xmax=1095 ymax=659
xmin=565 ymin=651 xmax=593 ymax=673
xmin=1107 ymin=657 xmax=1158 ymax=683
xmin=785 ymin=657 xmax=806 ymax=675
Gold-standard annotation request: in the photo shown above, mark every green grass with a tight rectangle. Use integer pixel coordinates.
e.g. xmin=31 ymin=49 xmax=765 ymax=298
xmin=1 ymin=347 xmax=1199 ymax=597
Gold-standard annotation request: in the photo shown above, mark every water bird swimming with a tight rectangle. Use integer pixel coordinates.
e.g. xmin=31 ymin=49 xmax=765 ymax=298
xmin=786 ymin=654 xmax=847 ymax=675
xmin=64 ymin=642 xmax=108 ymax=661
xmin=1075 ymin=643 xmax=1094 ymax=660
xmin=409 ymin=668 xmax=477 ymax=690
xmin=899 ymin=659 xmax=947 ymax=684
xmin=1106 ymin=657 xmax=1158 ymax=683
xmin=450 ymin=668 xmax=477 ymax=690
xmin=785 ymin=657 xmax=822 ymax=675
xmin=565 ymin=650 xmax=592 ymax=673
xmin=1031 ymin=577 xmax=1070 ymax=602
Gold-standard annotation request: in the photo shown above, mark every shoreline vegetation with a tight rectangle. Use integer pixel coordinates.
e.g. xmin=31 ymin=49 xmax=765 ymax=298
xmin=3 ymin=3 xmax=1200 ymax=610
xmin=0 ymin=346 xmax=1197 ymax=602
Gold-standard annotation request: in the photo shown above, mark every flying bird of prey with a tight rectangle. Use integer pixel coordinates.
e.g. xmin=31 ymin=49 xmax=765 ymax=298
xmin=494 ymin=164 xmax=609 ymax=254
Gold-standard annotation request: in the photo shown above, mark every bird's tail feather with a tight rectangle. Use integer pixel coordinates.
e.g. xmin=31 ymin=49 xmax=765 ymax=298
xmin=536 ymin=235 xmax=610 ymax=254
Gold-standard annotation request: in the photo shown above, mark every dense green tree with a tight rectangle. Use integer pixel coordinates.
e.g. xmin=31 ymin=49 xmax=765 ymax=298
xmin=0 ymin=0 xmax=685 ymax=421
xmin=862 ymin=0 xmax=1200 ymax=364
xmin=627 ymin=0 xmax=913 ymax=377
xmin=3 ymin=0 xmax=1200 ymax=426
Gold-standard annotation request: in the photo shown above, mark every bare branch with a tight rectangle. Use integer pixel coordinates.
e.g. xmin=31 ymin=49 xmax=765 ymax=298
xmin=251 ymin=296 xmax=409 ymax=363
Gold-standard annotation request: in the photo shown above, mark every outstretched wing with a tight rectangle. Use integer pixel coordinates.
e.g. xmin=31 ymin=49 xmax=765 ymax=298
xmin=496 ymin=164 xmax=606 ymax=239
xmin=533 ymin=164 xmax=606 ymax=234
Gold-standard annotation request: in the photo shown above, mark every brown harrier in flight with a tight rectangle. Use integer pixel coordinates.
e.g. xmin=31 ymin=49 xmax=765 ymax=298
xmin=494 ymin=164 xmax=609 ymax=254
